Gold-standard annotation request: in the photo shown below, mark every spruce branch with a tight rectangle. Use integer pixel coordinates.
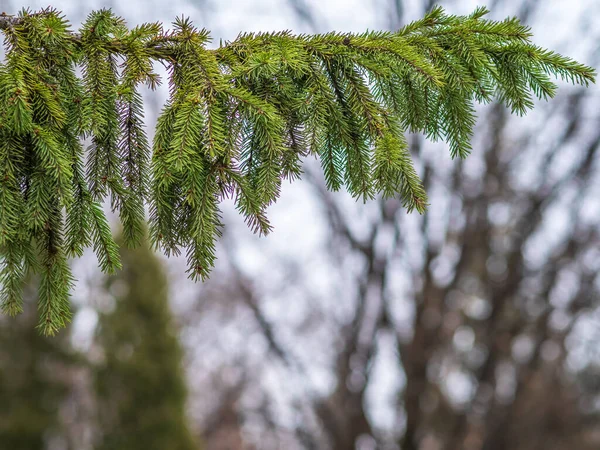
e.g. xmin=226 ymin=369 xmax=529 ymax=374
xmin=0 ymin=7 xmax=595 ymax=334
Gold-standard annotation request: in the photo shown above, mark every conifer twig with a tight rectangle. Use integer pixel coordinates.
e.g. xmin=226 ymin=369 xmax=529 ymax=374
xmin=0 ymin=6 xmax=595 ymax=334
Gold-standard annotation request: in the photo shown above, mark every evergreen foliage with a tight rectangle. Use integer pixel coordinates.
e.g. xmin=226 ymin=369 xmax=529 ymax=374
xmin=93 ymin=232 xmax=198 ymax=450
xmin=0 ymin=7 xmax=595 ymax=334
xmin=0 ymin=279 xmax=76 ymax=449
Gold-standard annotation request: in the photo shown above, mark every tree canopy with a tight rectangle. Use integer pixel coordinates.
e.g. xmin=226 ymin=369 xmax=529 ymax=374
xmin=0 ymin=277 xmax=77 ymax=449
xmin=94 ymin=232 xmax=198 ymax=450
xmin=0 ymin=6 xmax=595 ymax=334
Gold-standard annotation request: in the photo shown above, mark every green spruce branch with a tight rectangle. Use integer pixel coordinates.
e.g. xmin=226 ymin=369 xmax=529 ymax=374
xmin=0 ymin=7 xmax=595 ymax=334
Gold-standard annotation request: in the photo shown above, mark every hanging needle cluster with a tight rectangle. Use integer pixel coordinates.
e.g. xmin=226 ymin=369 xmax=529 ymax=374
xmin=0 ymin=7 xmax=595 ymax=334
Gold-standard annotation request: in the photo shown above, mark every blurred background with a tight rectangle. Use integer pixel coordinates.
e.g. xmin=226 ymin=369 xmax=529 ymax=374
xmin=1 ymin=0 xmax=599 ymax=449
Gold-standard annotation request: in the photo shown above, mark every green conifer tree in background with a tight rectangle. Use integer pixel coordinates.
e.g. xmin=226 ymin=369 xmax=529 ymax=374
xmin=93 ymin=232 xmax=199 ymax=450
xmin=0 ymin=279 xmax=76 ymax=449
xmin=0 ymin=6 xmax=595 ymax=334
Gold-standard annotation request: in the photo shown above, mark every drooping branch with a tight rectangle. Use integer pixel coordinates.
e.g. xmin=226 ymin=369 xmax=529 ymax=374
xmin=0 ymin=6 xmax=595 ymax=334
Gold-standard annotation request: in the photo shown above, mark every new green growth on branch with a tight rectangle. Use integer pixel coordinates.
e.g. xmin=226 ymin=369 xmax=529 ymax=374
xmin=0 ymin=6 xmax=595 ymax=334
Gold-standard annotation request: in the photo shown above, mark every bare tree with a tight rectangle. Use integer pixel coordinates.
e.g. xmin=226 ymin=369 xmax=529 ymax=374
xmin=178 ymin=0 xmax=600 ymax=449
